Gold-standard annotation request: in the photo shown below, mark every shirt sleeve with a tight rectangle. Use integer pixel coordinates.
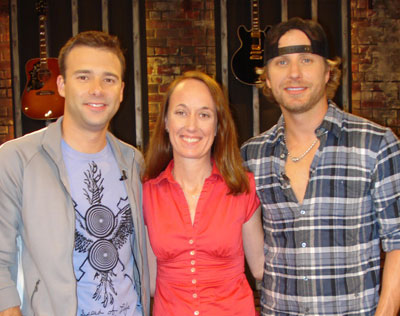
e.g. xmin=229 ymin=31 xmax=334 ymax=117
xmin=0 ymin=142 xmax=23 ymax=311
xmin=142 ymin=182 xmax=149 ymax=226
xmin=244 ymin=172 xmax=261 ymax=222
xmin=373 ymin=129 xmax=400 ymax=252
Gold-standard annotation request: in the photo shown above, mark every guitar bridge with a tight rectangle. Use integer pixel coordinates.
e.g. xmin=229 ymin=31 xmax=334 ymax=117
xmin=250 ymin=50 xmax=263 ymax=60
xmin=36 ymin=90 xmax=55 ymax=96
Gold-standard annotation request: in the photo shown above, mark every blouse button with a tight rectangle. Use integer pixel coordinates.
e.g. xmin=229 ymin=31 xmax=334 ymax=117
xmin=191 ymin=260 xmax=196 ymax=265
xmin=193 ymin=293 xmax=198 ymax=298
xmin=189 ymin=239 xmax=194 ymax=244
xmin=190 ymin=250 xmax=195 ymax=256
xmin=194 ymin=311 xmax=199 ymax=315
xmin=192 ymin=279 xmax=197 ymax=284
xmin=191 ymin=267 xmax=196 ymax=273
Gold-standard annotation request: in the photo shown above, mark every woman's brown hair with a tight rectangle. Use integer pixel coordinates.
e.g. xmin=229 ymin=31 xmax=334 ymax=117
xmin=142 ymin=71 xmax=250 ymax=195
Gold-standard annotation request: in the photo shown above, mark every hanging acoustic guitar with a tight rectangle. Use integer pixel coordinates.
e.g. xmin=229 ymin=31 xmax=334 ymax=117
xmin=231 ymin=0 xmax=270 ymax=86
xmin=21 ymin=0 xmax=64 ymax=120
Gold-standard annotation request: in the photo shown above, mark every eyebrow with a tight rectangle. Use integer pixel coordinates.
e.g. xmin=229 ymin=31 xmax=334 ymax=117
xmin=73 ymin=69 xmax=120 ymax=78
xmin=175 ymin=103 xmax=214 ymax=111
xmin=275 ymin=52 xmax=315 ymax=60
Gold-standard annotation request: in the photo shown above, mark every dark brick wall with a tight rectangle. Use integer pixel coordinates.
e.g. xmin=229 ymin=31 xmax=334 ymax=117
xmin=351 ymin=0 xmax=400 ymax=135
xmin=0 ymin=0 xmax=13 ymax=144
xmin=145 ymin=0 xmax=216 ymax=132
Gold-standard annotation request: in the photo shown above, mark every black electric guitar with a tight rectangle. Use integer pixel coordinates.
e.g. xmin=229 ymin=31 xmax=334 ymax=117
xmin=231 ymin=0 xmax=270 ymax=85
xmin=21 ymin=0 xmax=64 ymax=120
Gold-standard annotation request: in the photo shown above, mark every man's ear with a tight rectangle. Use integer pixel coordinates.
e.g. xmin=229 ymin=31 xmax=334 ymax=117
xmin=266 ymin=75 xmax=272 ymax=89
xmin=120 ymin=81 xmax=125 ymax=102
xmin=325 ymin=67 xmax=330 ymax=85
xmin=57 ymin=75 xmax=66 ymax=98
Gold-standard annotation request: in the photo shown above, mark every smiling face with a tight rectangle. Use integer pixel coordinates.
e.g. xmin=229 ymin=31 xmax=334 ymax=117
xmin=266 ymin=29 xmax=330 ymax=115
xmin=57 ymin=45 xmax=124 ymax=135
xmin=165 ymin=78 xmax=217 ymax=163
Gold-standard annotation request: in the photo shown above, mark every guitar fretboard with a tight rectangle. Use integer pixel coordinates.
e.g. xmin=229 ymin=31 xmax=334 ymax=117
xmin=39 ymin=15 xmax=48 ymax=69
xmin=252 ymin=0 xmax=260 ymax=32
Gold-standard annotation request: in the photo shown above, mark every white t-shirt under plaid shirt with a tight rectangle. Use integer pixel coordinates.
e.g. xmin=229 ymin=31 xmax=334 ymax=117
xmin=241 ymin=102 xmax=400 ymax=316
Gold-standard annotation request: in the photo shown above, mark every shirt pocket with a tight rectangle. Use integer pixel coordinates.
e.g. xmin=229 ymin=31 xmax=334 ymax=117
xmin=330 ymin=178 xmax=372 ymax=247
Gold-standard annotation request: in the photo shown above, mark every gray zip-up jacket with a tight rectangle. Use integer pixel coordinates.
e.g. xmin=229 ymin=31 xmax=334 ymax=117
xmin=0 ymin=118 xmax=150 ymax=315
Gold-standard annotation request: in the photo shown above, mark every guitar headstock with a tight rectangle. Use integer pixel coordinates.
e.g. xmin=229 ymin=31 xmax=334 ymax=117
xmin=35 ymin=0 xmax=48 ymax=16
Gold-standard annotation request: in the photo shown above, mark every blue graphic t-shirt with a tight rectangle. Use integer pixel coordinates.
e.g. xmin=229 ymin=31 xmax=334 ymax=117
xmin=62 ymin=140 xmax=142 ymax=316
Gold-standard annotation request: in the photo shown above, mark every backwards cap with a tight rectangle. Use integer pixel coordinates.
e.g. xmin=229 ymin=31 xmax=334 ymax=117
xmin=264 ymin=17 xmax=329 ymax=63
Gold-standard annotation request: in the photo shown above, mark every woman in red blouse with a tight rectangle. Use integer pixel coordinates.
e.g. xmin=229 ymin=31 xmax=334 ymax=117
xmin=142 ymin=71 xmax=264 ymax=316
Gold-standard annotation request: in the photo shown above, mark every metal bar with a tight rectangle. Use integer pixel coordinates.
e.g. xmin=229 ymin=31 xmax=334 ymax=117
xmin=281 ymin=0 xmax=288 ymax=22
xmin=220 ymin=0 xmax=229 ymax=93
xmin=311 ymin=0 xmax=318 ymax=21
xmin=133 ymin=0 xmax=143 ymax=149
xmin=71 ymin=0 xmax=78 ymax=36
xmin=252 ymin=86 xmax=260 ymax=135
xmin=102 ymin=0 xmax=109 ymax=33
xmin=10 ymin=0 xmax=22 ymax=137
xmin=341 ymin=0 xmax=350 ymax=112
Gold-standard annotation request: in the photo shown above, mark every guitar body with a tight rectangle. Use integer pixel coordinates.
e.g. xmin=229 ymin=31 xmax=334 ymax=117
xmin=231 ymin=25 xmax=269 ymax=86
xmin=21 ymin=57 xmax=64 ymax=120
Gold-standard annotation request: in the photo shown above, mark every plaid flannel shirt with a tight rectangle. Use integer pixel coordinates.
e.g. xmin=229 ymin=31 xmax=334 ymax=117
xmin=241 ymin=102 xmax=400 ymax=316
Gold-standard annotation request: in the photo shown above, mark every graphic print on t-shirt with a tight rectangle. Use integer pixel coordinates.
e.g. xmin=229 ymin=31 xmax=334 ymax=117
xmin=74 ymin=161 xmax=134 ymax=308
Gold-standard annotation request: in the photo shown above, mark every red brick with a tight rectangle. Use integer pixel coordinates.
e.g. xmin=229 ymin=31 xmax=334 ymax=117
xmin=361 ymin=100 xmax=385 ymax=108
xmin=168 ymin=20 xmax=192 ymax=29
xmin=155 ymin=47 xmax=179 ymax=56
xmin=0 ymin=98 xmax=11 ymax=107
xmin=357 ymin=0 xmax=368 ymax=9
xmin=148 ymin=94 xmax=164 ymax=103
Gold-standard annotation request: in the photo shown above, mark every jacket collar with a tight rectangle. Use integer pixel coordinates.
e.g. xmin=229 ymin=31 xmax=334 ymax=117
xmin=41 ymin=117 xmax=135 ymax=179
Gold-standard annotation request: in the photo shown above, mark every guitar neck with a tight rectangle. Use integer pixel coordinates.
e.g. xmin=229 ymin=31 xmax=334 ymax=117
xmin=251 ymin=0 xmax=260 ymax=32
xmin=38 ymin=15 xmax=48 ymax=68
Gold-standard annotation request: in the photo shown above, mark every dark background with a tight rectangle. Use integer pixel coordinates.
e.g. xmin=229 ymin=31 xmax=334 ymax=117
xmin=13 ymin=0 xmax=149 ymax=147
xmin=218 ymin=0 xmax=349 ymax=145
xmin=12 ymin=0 xmax=349 ymax=148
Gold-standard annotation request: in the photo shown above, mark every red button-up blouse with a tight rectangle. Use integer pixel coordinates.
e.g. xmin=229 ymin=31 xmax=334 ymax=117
xmin=143 ymin=160 xmax=260 ymax=316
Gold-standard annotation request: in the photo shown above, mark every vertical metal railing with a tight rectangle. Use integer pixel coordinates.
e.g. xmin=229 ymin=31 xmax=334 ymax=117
xmin=10 ymin=0 xmax=22 ymax=137
xmin=133 ymin=0 xmax=144 ymax=149
xmin=71 ymin=0 xmax=78 ymax=36
xmin=341 ymin=0 xmax=350 ymax=112
xmin=102 ymin=0 xmax=109 ymax=33
xmin=220 ymin=0 xmax=229 ymax=94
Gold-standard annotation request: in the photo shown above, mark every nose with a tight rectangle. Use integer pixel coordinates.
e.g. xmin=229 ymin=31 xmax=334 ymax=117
xmin=88 ymin=78 xmax=103 ymax=96
xmin=186 ymin=113 xmax=198 ymax=131
xmin=288 ymin=61 xmax=301 ymax=80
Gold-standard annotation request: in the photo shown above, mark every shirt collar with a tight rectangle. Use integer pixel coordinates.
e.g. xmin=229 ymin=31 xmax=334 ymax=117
xmin=149 ymin=158 xmax=222 ymax=185
xmin=319 ymin=100 xmax=343 ymax=139
xmin=272 ymin=100 xmax=343 ymax=143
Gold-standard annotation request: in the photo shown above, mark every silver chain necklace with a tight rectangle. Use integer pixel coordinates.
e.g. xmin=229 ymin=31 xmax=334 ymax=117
xmin=284 ymin=134 xmax=319 ymax=163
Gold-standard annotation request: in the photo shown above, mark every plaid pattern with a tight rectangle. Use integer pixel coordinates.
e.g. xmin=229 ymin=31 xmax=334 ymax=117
xmin=241 ymin=102 xmax=400 ymax=316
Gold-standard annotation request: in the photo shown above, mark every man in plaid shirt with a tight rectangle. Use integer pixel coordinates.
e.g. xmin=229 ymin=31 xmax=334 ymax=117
xmin=241 ymin=17 xmax=400 ymax=316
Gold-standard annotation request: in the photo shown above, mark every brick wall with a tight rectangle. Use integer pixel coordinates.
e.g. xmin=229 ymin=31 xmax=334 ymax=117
xmin=145 ymin=0 xmax=216 ymax=133
xmin=351 ymin=0 xmax=400 ymax=136
xmin=0 ymin=0 xmax=13 ymax=144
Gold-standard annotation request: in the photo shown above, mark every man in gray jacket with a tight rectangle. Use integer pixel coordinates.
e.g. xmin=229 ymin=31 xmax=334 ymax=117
xmin=0 ymin=31 xmax=150 ymax=316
